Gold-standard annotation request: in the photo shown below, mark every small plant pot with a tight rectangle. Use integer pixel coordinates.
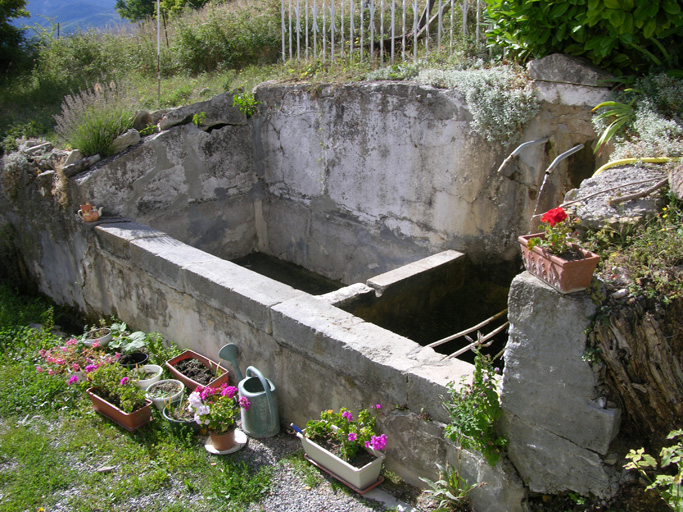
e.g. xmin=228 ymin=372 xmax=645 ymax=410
xmin=82 ymin=327 xmax=113 ymax=347
xmin=518 ymin=234 xmax=600 ymax=294
xmin=86 ymin=388 xmax=153 ymax=432
xmin=118 ymin=352 xmax=149 ymax=369
xmin=134 ymin=364 xmax=163 ymax=391
xmin=165 ymin=350 xmax=229 ymax=391
xmin=162 ymin=402 xmax=201 ymax=433
xmin=146 ymin=379 xmax=185 ymax=411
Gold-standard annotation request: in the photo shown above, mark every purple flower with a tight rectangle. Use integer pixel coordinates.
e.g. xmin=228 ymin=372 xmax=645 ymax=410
xmin=368 ymin=434 xmax=387 ymax=451
xmin=239 ymin=396 xmax=251 ymax=410
xmin=68 ymin=374 xmax=79 ymax=385
xmin=85 ymin=364 xmax=97 ymax=373
xmin=120 ymin=377 xmax=129 ymax=385
xmin=342 ymin=411 xmax=353 ymax=422
xmin=348 ymin=432 xmax=357 ymax=442
xmin=225 ymin=386 xmax=238 ymax=399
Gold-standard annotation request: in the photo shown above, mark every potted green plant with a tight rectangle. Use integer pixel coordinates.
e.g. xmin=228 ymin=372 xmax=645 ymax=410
xmin=518 ymin=207 xmax=600 ymax=293
xmin=145 ymin=379 xmax=185 ymax=411
xmin=292 ymin=405 xmax=387 ymax=492
xmin=187 ymin=383 xmax=251 ymax=452
xmin=132 ymin=364 xmax=163 ymax=390
xmin=162 ymin=400 xmax=202 ymax=433
xmin=109 ymin=324 xmax=150 ymax=369
xmin=81 ymin=323 xmax=113 ymax=347
xmin=85 ymin=364 xmax=152 ymax=431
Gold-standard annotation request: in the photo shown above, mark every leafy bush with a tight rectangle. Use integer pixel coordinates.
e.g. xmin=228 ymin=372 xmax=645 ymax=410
xmin=171 ymin=4 xmax=280 ymax=75
xmin=54 ymin=81 xmax=135 ymax=157
xmin=420 ymin=462 xmax=482 ymax=512
xmin=625 ymin=429 xmax=683 ymax=511
xmin=586 ymin=191 xmax=683 ymax=304
xmin=485 ymin=0 xmax=683 ymax=75
xmin=417 ymin=64 xmax=538 ymax=144
xmin=442 ymin=350 xmax=507 ymax=466
xmin=593 ymin=73 xmax=683 ymax=159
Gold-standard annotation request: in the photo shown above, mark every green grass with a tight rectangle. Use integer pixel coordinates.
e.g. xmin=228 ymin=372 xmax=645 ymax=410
xmin=0 ymin=284 xmax=275 ymax=512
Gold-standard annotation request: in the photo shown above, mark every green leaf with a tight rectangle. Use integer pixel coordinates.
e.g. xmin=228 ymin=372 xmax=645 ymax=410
xmin=604 ymin=0 xmax=623 ymax=8
xmin=662 ymin=0 xmax=681 ymax=15
xmin=643 ymin=18 xmax=657 ymax=39
xmin=550 ymin=3 xmax=569 ymax=18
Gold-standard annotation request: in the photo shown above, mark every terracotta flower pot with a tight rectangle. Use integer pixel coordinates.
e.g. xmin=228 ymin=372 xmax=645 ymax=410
xmin=165 ymin=350 xmax=229 ymax=391
xmin=518 ymin=233 xmax=600 ymax=294
xmin=209 ymin=429 xmax=236 ymax=451
xmin=86 ymin=387 xmax=153 ymax=432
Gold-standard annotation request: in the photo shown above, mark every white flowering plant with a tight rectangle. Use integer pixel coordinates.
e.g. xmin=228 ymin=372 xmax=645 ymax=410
xmin=187 ymin=384 xmax=251 ymax=434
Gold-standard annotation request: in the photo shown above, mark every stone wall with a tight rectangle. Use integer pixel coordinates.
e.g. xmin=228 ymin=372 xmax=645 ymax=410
xmin=69 ymin=75 xmax=608 ymax=286
xmin=501 ymin=272 xmax=622 ymax=498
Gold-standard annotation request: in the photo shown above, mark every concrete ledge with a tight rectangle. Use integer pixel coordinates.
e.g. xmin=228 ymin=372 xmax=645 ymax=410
xmin=183 ymin=258 xmax=304 ymax=333
xmin=95 ymin=222 xmax=168 ymax=261
xmin=366 ymin=250 xmax=466 ymax=297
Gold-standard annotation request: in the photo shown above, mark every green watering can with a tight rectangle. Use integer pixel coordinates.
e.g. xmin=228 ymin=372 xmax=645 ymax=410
xmin=239 ymin=366 xmax=280 ymax=438
xmin=218 ymin=344 xmax=279 ymax=438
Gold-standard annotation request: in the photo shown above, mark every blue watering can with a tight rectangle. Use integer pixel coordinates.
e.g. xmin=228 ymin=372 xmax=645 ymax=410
xmin=218 ymin=344 xmax=280 ymax=438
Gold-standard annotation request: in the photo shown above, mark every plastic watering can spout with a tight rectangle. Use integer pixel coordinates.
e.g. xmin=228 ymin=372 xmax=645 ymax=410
xmin=218 ymin=343 xmax=244 ymax=383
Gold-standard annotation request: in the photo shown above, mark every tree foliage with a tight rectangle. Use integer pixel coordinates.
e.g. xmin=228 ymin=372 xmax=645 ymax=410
xmin=485 ymin=0 xmax=683 ymax=75
xmin=116 ymin=0 xmax=213 ymax=21
xmin=115 ymin=0 xmax=156 ymax=21
xmin=0 ymin=0 xmax=29 ymax=72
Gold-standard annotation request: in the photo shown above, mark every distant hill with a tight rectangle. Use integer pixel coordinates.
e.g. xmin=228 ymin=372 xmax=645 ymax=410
xmin=17 ymin=0 xmax=130 ymax=35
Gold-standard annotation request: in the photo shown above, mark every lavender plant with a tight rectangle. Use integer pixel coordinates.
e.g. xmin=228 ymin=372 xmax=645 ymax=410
xmin=54 ymin=81 xmax=134 ymax=157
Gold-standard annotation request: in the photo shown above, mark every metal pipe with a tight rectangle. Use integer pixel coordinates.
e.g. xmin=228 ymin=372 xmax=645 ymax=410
xmin=496 ymin=137 xmax=548 ymax=175
xmin=531 ymin=143 xmax=584 ymax=221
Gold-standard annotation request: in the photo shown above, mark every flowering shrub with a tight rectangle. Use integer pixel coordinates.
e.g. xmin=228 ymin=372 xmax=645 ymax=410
xmin=187 ymin=384 xmax=250 ymax=434
xmin=86 ymin=363 xmax=147 ymax=413
xmin=305 ymin=404 xmax=387 ymax=462
xmin=37 ymin=338 xmax=118 ymax=382
xmin=527 ymin=207 xmax=581 ymax=256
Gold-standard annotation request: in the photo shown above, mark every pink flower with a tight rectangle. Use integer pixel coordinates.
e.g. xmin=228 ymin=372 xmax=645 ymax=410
xmin=348 ymin=432 xmax=357 ymax=442
xmin=225 ymin=386 xmax=238 ymax=399
xmin=71 ymin=364 xmax=80 ymax=371
xmin=39 ymin=349 xmax=46 ymax=357
xmin=373 ymin=404 xmax=382 ymax=410
xmin=114 ymin=352 xmax=121 ymax=359
xmin=239 ymin=397 xmax=251 ymax=410
xmin=368 ymin=434 xmax=387 ymax=451
xmin=66 ymin=338 xmax=77 ymax=346
xmin=68 ymin=375 xmax=79 ymax=385
xmin=85 ymin=364 xmax=97 ymax=373
xmin=92 ymin=342 xmax=100 ymax=349
xmin=342 ymin=411 xmax=353 ymax=422
xmin=120 ymin=377 xmax=129 ymax=385
xmin=36 ymin=366 xmax=43 ymax=373
xmin=48 ymin=369 xmax=54 ymax=375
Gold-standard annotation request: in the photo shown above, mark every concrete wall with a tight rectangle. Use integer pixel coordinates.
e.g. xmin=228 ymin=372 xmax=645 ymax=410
xmin=253 ymin=81 xmax=607 ymax=283
xmin=83 ymin=219 xmax=526 ymax=511
xmin=70 ymin=77 xmax=607 ymax=286
xmin=0 ymin=66 xmax=620 ymax=510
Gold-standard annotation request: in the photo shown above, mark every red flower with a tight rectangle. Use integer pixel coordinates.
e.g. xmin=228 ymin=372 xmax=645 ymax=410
xmin=541 ymin=207 xmax=568 ymax=227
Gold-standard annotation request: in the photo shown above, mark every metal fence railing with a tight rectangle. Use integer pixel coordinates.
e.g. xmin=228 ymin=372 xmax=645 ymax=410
xmin=281 ymin=0 xmax=485 ymax=65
